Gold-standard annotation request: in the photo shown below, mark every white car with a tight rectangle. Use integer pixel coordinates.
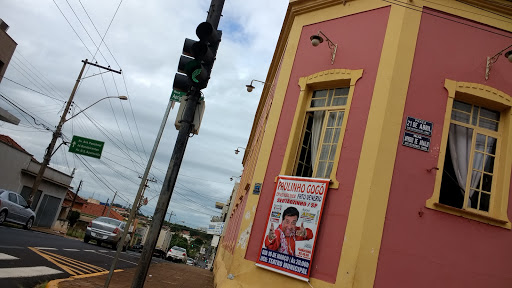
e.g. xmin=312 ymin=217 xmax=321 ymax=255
xmin=0 ymin=189 xmax=36 ymax=230
xmin=166 ymin=246 xmax=187 ymax=262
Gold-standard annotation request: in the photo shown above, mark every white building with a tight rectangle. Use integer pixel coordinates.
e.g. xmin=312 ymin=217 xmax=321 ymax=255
xmin=0 ymin=135 xmax=73 ymax=227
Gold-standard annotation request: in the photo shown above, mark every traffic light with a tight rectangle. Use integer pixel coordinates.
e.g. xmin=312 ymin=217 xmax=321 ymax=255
xmin=173 ymin=22 xmax=221 ymax=92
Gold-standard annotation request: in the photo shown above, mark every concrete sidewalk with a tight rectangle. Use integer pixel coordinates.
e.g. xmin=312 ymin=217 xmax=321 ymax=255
xmin=48 ymin=262 xmax=214 ymax=288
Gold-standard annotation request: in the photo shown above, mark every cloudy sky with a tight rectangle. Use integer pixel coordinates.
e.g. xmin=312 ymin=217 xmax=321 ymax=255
xmin=0 ymin=0 xmax=288 ymax=229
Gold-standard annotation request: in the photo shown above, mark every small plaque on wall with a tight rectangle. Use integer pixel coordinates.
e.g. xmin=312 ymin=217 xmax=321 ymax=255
xmin=405 ymin=116 xmax=433 ymax=136
xmin=253 ymin=183 xmax=262 ymax=195
xmin=402 ymin=131 xmax=430 ymax=152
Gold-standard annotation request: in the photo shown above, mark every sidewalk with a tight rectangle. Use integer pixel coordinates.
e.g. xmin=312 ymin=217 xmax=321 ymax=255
xmin=50 ymin=262 xmax=214 ymax=288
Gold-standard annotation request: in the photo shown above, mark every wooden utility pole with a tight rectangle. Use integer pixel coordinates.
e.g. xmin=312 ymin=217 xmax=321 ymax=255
xmin=106 ymin=191 xmax=117 ymax=217
xmin=67 ymin=180 xmax=83 ymax=219
xmin=28 ymin=59 xmax=121 ymax=206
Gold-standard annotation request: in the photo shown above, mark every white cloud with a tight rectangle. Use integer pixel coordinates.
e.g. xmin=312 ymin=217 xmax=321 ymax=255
xmin=0 ymin=0 xmax=287 ymax=228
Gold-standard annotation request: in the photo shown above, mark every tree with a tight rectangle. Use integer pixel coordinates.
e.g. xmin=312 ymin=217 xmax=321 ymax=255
xmin=68 ymin=211 xmax=80 ymax=227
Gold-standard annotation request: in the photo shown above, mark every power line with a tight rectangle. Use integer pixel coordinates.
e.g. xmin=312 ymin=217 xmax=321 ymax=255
xmin=90 ymin=0 xmax=124 ymax=69
xmin=52 ymin=0 xmax=95 ymax=57
xmin=383 ymin=0 xmax=512 ymax=39
xmin=1 ymin=74 xmax=64 ymax=103
xmin=78 ymin=0 xmax=121 ymax=68
xmin=64 ymin=0 xmax=110 ymax=66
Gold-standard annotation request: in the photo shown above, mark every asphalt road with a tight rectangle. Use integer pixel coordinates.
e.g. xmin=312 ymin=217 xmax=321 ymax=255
xmin=0 ymin=225 xmax=166 ymax=288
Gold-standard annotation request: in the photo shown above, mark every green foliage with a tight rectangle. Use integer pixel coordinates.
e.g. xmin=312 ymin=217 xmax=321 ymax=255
xmin=68 ymin=211 xmax=80 ymax=227
xmin=66 ymin=227 xmax=85 ymax=239
xmin=192 ymin=237 xmax=204 ymax=246
xmin=169 ymin=235 xmax=188 ymax=251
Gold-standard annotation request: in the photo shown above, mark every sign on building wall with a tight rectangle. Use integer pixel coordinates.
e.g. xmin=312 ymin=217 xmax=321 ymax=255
xmin=207 ymin=222 xmax=224 ymax=235
xmin=402 ymin=131 xmax=431 ymax=152
xmin=255 ymin=175 xmax=330 ymax=282
xmin=405 ymin=116 xmax=433 ymax=136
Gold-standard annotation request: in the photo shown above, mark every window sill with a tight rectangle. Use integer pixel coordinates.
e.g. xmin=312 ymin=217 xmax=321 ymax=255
xmin=425 ymin=200 xmax=511 ymax=229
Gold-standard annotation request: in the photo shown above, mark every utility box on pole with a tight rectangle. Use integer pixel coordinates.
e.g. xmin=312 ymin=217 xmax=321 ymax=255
xmin=174 ymin=95 xmax=205 ymax=135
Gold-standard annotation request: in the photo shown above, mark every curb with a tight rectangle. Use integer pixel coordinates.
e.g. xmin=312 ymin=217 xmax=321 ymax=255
xmin=46 ymin=269 xmax=123 ymax=288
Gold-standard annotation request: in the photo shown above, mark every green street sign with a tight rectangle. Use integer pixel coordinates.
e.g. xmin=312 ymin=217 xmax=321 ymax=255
xmin=69 ymin=135 xmax=104 ymax=159
xmin=170 ymin=90 xmax=187 ymax=102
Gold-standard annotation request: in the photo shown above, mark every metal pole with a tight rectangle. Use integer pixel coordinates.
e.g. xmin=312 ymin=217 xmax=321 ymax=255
xmin=28 ymin=60 xmax=87 ymax=206
xmin=131 ymin=89 xmax=201 ymax=288
xmin=103 ymin=97 xmax=177 ymax=288
xmin=130 ymin=1 xmax=225 ymax=286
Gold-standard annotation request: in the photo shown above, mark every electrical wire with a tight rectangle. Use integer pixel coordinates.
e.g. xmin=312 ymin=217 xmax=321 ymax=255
xmin=383 ymin=0 xmax=512 ymax=39
xmin=13 ymin=52 xmax=68 ymax=100
xmin=78 ymin=0 xmax=121 ymax=69
xmin=1 ymin=74 xmax=64 ymax=103
xmin=52 ymin=0 xmax=95 ymax=57
xmin=64 ymin=0 xmax=110 ymax=66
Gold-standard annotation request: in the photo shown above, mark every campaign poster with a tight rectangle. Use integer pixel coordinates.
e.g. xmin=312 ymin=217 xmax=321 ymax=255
xmin=255 ymin=175 xmax=329 ymax=281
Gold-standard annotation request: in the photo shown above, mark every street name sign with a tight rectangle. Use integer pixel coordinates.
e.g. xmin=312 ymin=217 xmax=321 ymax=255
xmin=69 ymin=135 xmax=104 ymax=159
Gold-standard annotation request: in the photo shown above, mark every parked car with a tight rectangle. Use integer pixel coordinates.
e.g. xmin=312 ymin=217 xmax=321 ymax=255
xmin=166 ymin=246 xmax=187 ymax=262
xmin=153 ymin=248 xmax=167 ymax=259
xmin=129 ymin=244 xmax=143 ymax=252
xmin=0 ymin=189 xmax=36 ymax=230
xmin=186 ymin=258 xmax=195 ymax=266
xmin=84 ymin=217 xmax=130 ymax=251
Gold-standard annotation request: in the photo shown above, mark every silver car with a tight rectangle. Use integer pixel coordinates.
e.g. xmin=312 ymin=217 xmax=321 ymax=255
xmin=0 ymin=189 xmax=36 ymax=230
xmin=84 ymin=217 xmax=130 ymax=251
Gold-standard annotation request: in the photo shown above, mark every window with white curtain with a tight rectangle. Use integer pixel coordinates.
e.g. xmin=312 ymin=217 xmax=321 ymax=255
xmin=439 ymin=100 xmax=499 ymax=213
xmin=294 ymin=87 xmax=349 ymax=179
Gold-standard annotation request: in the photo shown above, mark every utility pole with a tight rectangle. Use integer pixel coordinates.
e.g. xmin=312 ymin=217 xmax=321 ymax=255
xmin=102 ymin=198 xmax=109 ymax=215
xmin=106 ymin=191 xmax=117 ymax=217
xmin=28 ymin=59 xmax=121 ymax=206
xmin=137 ymin=176 xmax=156 ymax=212
xmin=67 ymin=180 xmax=83 ymax=219
xmin=130 ymin=0 xmax=225 ymax=287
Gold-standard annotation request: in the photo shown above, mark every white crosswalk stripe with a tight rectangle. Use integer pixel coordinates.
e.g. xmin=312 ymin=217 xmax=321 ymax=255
xmin=0 ymin=252 xmax=63 ymax=279
xmin=0 ymin=266 xmax=62 ymax=279
xmin=0 ymin=253 xmax=18 ymax=260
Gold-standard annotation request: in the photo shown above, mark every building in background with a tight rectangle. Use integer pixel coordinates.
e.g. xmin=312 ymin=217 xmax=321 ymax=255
xmin=0 ymin=134 xmax=73 ymax=228
xmin=215 ymin=0 xmax=512 ymax=287
xmin=0 ymin=18 xmax=20 ymax=126
xmin=0 ymin=18 xmax=16 ymax=84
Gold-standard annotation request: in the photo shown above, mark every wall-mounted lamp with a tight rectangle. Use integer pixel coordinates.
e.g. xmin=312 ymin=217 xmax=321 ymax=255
xmin=234 ymin=147 xmax=246 ymax=155
xmin=485 ymin=44 xmax=512 ymax=80
xmin=246 ymin=79 xmax=271 ymax=92
xmin=230 ymin=175 xmax=241 ymax=181
xmin=310 ymin=30 xmax=338 ymax=65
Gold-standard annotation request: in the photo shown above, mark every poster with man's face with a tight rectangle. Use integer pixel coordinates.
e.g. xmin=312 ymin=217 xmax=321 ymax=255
xmin=256 ymin=175 xmax=329 ymax=281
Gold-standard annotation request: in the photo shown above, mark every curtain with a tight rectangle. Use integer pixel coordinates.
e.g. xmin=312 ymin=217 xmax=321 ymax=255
xmin=310 ymin=111 xmax=324 ymax=169
xmin=448 ymin=124 xmax=473 ymax=203
xmin=469 ymin=135 xmax=485 ymax=207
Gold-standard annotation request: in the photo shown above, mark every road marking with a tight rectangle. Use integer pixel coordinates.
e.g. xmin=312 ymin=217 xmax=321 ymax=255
xmin=90 ymin=251 xmax=138 ymax=265
xmin=0 ymin=266 xmax=62 ymax=279
xmin=99 ymin=250 xmax=110 ymax=253
xmin=29 ymin=247 xmax=107 ymax=276
xmin=63 ymin=249 xmax=80 ymax=252
xmin=84 ymin=250 xmax=96 ymax=252
xmin=0 ymin=253 xmax=18 ymax=260
xmin=34 ymin=247 xmax=57 ymax=250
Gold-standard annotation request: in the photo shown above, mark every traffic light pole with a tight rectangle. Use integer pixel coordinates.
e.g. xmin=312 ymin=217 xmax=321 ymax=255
xmin=130 ymin=1 xmax=224 ymax=287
